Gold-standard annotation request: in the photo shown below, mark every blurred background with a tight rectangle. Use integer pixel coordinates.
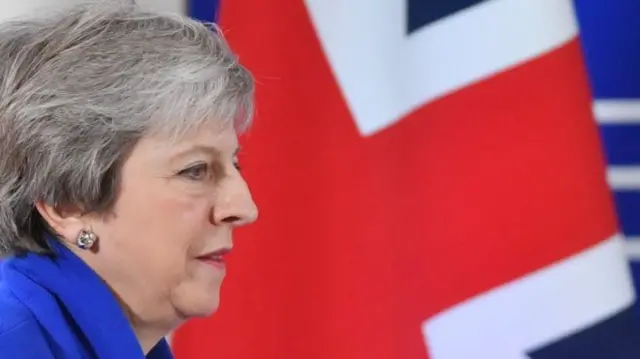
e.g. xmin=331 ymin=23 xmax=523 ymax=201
xmin=3 ymin=0 xmax=640 ymax=358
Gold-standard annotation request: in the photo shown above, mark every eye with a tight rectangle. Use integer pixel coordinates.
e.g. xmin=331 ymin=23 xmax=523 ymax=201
xmin=233 ymin=155 xmax=242 ymax=171
xmin=178 ymin=163 xmax=210 ymax=181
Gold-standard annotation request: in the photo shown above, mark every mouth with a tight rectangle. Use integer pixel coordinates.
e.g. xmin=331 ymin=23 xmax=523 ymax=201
xmin=196 ymin=248 xmax=231 ymax=270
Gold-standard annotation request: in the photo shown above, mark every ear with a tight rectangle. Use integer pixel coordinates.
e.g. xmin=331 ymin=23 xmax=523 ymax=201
xmin=34 ymin=201 xmax=86 ymax=246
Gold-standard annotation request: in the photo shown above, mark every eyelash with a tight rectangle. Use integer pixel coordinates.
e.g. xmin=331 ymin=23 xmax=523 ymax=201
xmin=178 ymin=163 xmax=210 ymax=181
xmin=179 ymin=158 xmax=242 ymax=181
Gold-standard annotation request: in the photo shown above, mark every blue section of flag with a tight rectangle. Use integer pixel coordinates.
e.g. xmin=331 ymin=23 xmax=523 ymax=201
xmin=575 ymin=0 xmax=640 ymax=267
xmin=599 ymin=125 xmax=640 ymax=165
xmin=629 ymin=263 xmax=640 ymax=305
xmin=612 ymin=192 xmax=640 ymax=237
xmin=527 ymin=306 xmax=640 ymax=359
xmin=573 ymin=0 xmax=640 ymax=98
xmin=575 ymin=2 xmax=640 ymax=347
xmin=406 ymin=0 xmax=488 ymax=34
xmin=188 ymin=0 xmax=218 ymax=22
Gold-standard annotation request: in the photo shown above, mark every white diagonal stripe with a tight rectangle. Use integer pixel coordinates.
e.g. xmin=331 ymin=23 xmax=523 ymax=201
xmin=305 ymin=0 xmax=578 ymax=136
xmin=423 ymin=234 xmax=635 ymax=358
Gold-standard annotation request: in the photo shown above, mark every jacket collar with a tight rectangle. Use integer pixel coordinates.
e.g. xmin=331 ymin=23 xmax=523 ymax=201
xmin=2 ymin=235 xmax=173 ymax=359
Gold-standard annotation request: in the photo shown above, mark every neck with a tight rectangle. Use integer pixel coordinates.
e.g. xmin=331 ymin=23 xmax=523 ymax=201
xmin=113 ymin=291 xmax=180 ymax=354
xmin=134 ymin=324 xmax=168 ymax=354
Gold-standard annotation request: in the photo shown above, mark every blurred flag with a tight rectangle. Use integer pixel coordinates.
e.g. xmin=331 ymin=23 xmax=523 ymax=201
xmin=174 ymin=0 xmax=640 ymax=358
xmin=576 ymin=0 xmax=640 ymax=300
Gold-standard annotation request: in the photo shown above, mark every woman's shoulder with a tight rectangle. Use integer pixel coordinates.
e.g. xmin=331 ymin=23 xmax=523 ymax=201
xmin=0 ymin=282 xmax=53 ymax=357
xmin=0 ymin=281 xmax=36 ymax=333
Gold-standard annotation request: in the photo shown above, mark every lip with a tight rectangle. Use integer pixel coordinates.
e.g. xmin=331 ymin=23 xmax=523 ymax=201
xmin=196 ymin=248 xmax=231 ymax=270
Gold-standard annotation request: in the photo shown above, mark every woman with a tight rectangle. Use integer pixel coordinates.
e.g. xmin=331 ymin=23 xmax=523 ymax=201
xmin=0 ymin=2 xmax=258 ymax=358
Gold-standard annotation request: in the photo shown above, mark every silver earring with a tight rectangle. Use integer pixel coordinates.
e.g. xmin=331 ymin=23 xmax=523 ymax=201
xmin=76 ymin=229 xmax=97 ymax=250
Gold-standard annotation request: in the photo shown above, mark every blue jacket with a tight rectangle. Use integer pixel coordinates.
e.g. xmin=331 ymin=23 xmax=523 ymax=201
xmin=0 ymin=237 xmax=173 ymax=358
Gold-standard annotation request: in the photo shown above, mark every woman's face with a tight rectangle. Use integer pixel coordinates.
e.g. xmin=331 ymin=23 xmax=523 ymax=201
xmin=85 ymin=123 xmax=258 ymax=326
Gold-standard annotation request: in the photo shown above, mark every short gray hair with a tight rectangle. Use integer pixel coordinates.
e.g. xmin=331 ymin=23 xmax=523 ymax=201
xmin=0 ymin=1 xmax=255 ymax=256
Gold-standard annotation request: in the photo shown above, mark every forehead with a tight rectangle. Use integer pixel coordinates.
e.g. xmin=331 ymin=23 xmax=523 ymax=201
xmin=169 ymin=124 xmax=239 ymax=154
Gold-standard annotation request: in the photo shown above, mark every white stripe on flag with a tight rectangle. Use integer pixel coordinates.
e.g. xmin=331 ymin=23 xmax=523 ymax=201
xmin=422 ymin=234 xmax=635 ymax=358
xmin=594 ymin=100 xmax=640 ymax=123
xmin=304 ymin=0 xmax=578 ymax=136
xmin=607 ymin=166 xmax=640 ymax=190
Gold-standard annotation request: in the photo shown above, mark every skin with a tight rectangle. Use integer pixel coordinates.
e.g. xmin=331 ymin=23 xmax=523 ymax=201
xmin=37 ymin=123 xmax=258 ymax=354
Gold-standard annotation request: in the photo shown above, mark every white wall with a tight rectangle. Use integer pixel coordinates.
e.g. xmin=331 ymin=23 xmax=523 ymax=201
xmin=135 ymin=0 xmax=184 ymax=14
xmin=0 ymin=0 xmax=186 ymax=22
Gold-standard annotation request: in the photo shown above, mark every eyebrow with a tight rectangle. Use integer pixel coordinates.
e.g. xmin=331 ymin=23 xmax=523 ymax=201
xmin=170 ymin=145 xmax=240 ymax=162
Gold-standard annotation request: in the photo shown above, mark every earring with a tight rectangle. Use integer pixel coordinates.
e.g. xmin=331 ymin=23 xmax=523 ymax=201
xmin=76 ymin=229 xmax=97 ymax=250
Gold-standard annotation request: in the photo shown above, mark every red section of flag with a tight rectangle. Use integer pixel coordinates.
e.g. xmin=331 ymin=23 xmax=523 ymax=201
xmin=172 ymin=1 xmax=618 ymax=358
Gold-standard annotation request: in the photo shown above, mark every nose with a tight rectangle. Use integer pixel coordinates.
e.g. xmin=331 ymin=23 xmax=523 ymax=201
xmin=212 ymin=173 xmax=258 ymax=227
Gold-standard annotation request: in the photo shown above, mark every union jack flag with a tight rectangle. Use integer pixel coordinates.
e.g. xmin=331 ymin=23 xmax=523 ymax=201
xmin=173 ymin=0 xmax=640 ymax=358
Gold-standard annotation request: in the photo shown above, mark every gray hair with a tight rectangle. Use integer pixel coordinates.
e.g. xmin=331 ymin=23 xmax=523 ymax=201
xmin=0 ymin=1 xmax=255 ymax=256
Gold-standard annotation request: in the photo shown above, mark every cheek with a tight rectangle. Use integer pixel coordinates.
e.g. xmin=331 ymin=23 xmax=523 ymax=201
xmin=106 ymin=181 xmax=214 ymax=267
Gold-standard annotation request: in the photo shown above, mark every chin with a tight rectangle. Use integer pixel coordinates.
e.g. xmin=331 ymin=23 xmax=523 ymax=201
xmin=173 ymin=285 xmax=222 ymax=319
xmin=188 ymin=292 xmax=221 ymax=318
xmin=198 ymin=297 xmax=220 ymax=317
